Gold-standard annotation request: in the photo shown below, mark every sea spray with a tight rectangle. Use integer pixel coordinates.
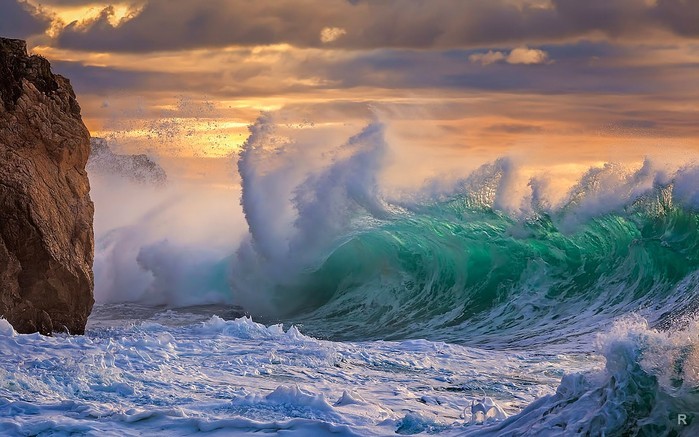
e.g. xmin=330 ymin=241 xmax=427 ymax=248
xmin=233 ymin=114 xmax=389 ymax=314
xmin=89 ymin=143 xmax=244 ymax=305
xmin=89 ymin=116 xmax=699 ymax=348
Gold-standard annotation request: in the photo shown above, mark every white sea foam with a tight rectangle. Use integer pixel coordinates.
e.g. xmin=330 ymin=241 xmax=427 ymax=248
xmin=0 ymin=309 xmax=593 ymax=436
xmin=467 ymin=316 xmax=699 ymax=436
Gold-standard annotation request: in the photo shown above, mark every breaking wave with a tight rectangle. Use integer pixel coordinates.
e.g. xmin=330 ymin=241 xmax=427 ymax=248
xmin=232 ymin=115 xmax=699 ymax=347
xmin=88 ymin=114 xmax=699 ymax=348
xmin=471 ymin=317 xmax=699 ymax=436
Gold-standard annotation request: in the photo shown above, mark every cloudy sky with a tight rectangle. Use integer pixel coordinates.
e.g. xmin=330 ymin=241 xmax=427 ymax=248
xmin=2 ymin=0 xmax=699 ymax=177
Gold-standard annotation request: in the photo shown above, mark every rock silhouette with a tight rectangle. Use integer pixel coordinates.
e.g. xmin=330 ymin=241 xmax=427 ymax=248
xmin=0 ymin=37 xmax=94 ymax=335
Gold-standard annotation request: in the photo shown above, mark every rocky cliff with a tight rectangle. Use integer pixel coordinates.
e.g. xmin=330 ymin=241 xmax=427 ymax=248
xmin=0 ymin=37 xmax=94 ymax=335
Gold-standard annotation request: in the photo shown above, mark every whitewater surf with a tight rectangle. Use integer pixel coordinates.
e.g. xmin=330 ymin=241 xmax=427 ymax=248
xmin=2 ymin=116 xmax=698 ymax=436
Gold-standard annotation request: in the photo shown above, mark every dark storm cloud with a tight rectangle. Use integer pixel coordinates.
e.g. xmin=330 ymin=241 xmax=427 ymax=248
xmin=0 ymin=0 xmax=50 ymax=39
xmin=49 ymin=59 xmax=342 ymax=99
xmin=51 ymin=61 xmax=288 ymax=97
xmin=311 ymin=46 xmax=660 ymax=95
xmin=50 ymin=61 xmax=169 ymax=94
xmin=53 ymin=40 xmax=694 ymax=101
xmin=29 ymin=0 xmax=102 ymax=4
xmin=52 ymin=0 xmax=699 ymax=53
xmin=648 ymin=0 xmax=699 ymax=37
xmin=56 ymin=0 xmax=338 ymax=52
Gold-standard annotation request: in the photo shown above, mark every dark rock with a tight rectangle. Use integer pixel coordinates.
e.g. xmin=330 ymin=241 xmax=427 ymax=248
xmin=88 ymin=137 xmax=167 ymax=185
xmin=0 ymin=37 xmax=94 ymax=335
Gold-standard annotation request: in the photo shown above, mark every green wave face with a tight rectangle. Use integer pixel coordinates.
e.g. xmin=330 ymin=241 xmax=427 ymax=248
xmin=236 ymin=118 xmax=699 ymax=347
xmin=280 ymin=187 xmax=699 ymax=347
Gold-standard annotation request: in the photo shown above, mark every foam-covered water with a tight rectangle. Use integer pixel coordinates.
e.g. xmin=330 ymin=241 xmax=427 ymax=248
xmin=2 ymin=312 xmax=698 ymax=435
xmin=0 ymin=310 xmax=576 ymax=435
xmin=3 ymin=114 xmax=699 ymax=435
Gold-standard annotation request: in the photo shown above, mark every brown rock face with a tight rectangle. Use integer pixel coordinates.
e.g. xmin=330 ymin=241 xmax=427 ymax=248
xmin=0 ymin=38 xmax=94 ymax=335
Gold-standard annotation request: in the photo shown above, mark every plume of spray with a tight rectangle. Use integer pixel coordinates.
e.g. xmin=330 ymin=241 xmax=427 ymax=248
xmin=232 ymin=113 xmax=389 ymax=315
xmin=89 ymin=94 xmax=251 ymax=306
xmin=89 ymin=140 xmax=246 ymax=306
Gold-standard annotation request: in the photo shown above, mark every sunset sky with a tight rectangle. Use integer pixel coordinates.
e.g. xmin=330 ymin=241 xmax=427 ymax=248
xmin=2 ymin=0 xmax=699 ymax=181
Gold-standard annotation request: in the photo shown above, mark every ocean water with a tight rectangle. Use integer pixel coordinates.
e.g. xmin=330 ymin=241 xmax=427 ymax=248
xmin=2 ymin=117 xmax=699 ymax=435
xmin=1 ymin=309 xmax=697 ymax=436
